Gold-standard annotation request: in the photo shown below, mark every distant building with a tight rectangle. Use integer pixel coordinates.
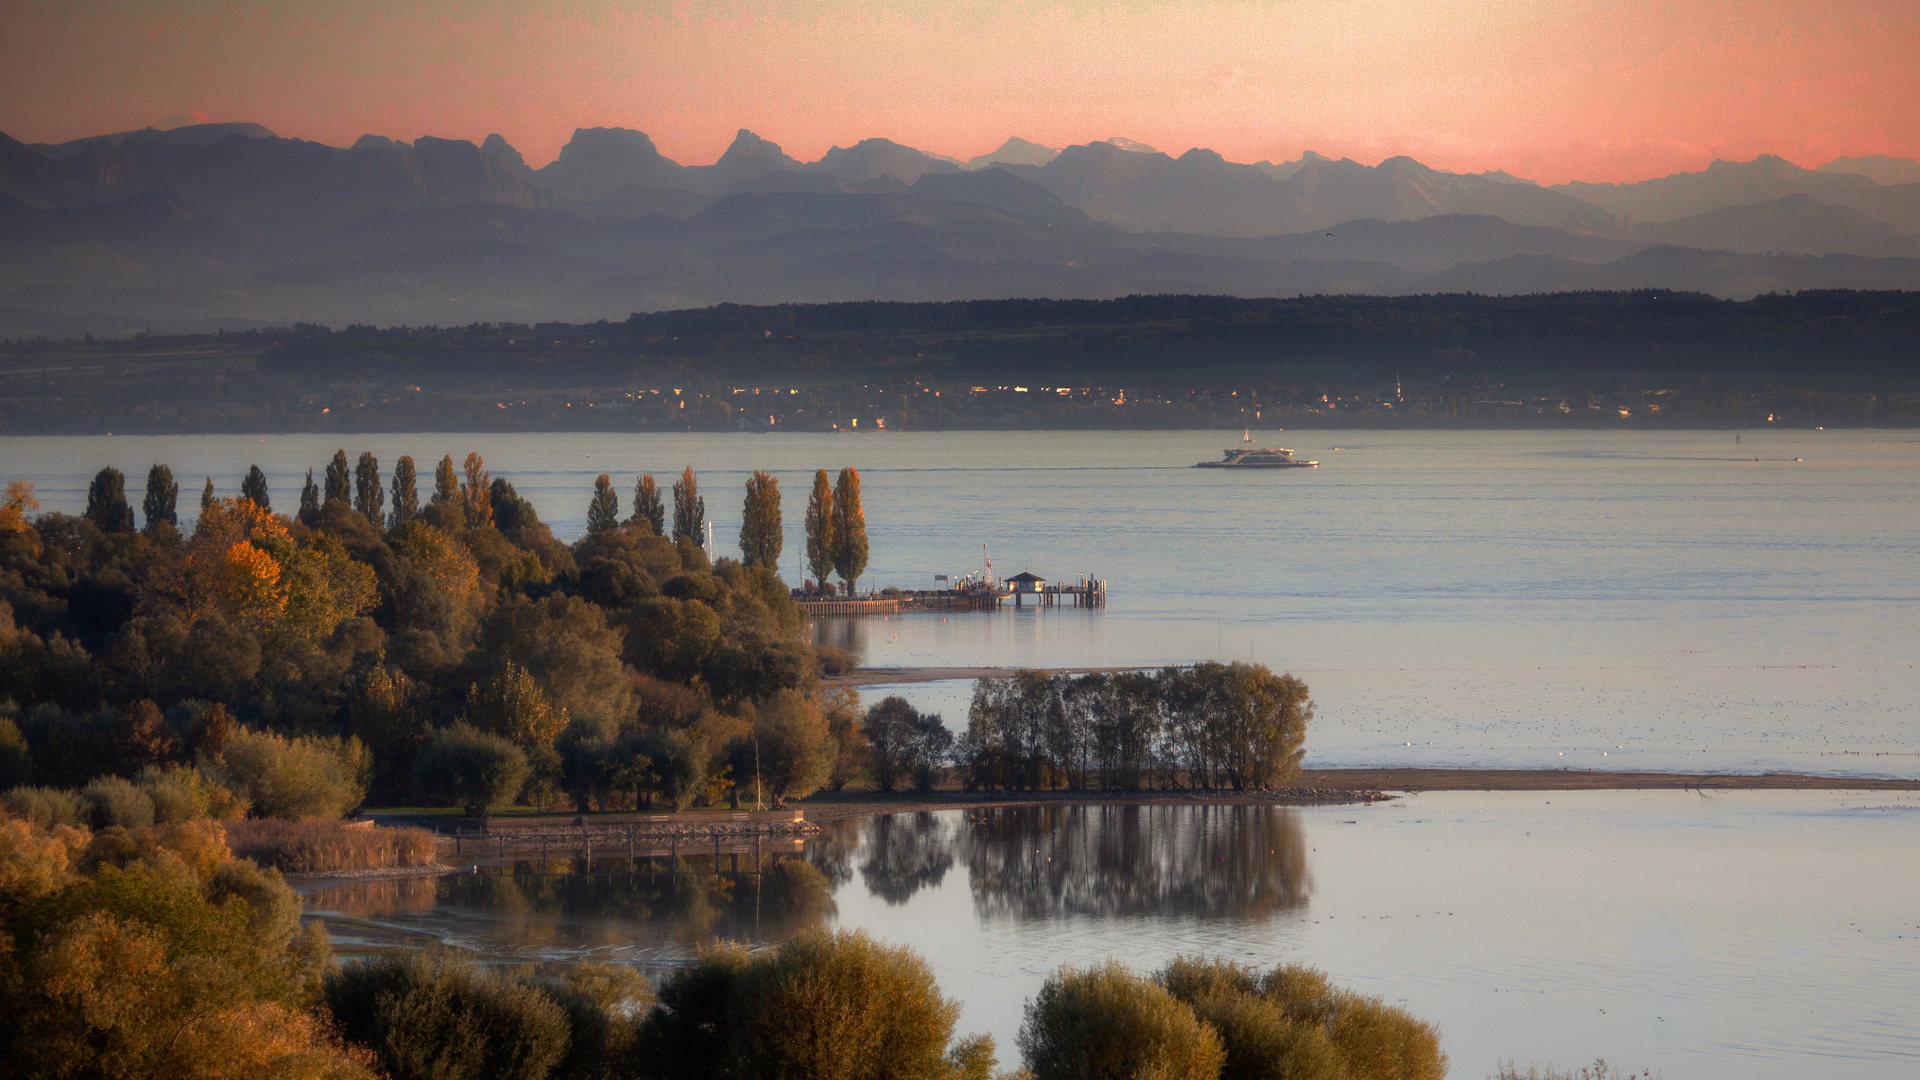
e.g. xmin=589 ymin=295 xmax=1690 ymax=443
xmin=1005 ymin=571 xmax=1046 ymax=595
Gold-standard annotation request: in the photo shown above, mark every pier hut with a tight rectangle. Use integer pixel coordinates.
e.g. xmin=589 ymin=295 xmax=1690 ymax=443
xmin=1006 ymin=571 xmax=1045 ymax=606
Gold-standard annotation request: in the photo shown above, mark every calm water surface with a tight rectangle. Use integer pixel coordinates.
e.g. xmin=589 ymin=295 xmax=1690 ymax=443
xmin=302 ymin=791 xmax=1920 ymax=1079
xmin=9 ymin=428 xmax=1916 ymax=775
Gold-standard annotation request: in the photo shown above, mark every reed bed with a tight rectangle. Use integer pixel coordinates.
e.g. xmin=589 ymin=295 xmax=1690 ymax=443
xmin=224 ymin=817 xmax=439 ymax=872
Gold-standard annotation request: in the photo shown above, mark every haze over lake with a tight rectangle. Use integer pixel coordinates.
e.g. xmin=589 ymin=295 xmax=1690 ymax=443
xmin=11 ymin=427 xmax=1916 ymax=777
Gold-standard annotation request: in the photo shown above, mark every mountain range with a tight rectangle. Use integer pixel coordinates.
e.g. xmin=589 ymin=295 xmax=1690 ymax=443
xmin=3 ymin=121 xmax=1918 ymax=336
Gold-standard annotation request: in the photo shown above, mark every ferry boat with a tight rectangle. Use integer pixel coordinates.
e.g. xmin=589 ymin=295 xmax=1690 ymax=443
xmin=1194 ymin=446 xmax=1319 ymax=468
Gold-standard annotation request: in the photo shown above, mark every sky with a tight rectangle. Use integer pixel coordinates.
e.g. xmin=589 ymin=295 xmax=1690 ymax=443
xmin=0 ymin=0 xmax=1915 ymax=185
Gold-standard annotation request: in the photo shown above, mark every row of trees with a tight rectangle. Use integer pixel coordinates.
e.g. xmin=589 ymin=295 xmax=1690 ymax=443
xmin=958 ymin=665 xmax=1313 ymax=792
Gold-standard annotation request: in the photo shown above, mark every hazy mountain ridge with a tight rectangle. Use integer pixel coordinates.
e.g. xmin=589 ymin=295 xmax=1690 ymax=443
xmin=4 ymin=121 xmax=1920 ymax=335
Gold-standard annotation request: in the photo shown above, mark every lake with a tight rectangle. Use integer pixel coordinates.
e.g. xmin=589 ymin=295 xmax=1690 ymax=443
xmin=302 ymin=790 xmax=1920 ymax=1079
xmin=9 ymin=427 xmax=1917 ymax=776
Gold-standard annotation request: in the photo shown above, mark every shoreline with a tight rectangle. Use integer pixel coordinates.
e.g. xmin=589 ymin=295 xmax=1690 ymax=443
xmin=828 ymin=665 xmax=1151 ymax=687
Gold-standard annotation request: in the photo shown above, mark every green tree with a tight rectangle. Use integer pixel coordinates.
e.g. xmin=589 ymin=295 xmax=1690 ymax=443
xmin=354 ymin=451 xmax=384 ymax=523
xmin=831 ymin=466 xmax=868 ymax=594
xmin=201 ymin=727 xmax=371 ymax=819
xmin=84 ymin=467 xmax=135 ymax=533
xmin=634 ymin=928 xmax=991 ymax=1080
xmin=631 ymin=474 xmax=665 ymax=535
xmin=241 ymin=464 xmax=271 ymax=509
xmin=413 ymin=724 xmax=529 ymax=815
xmin=324 ymin=449 xmax=352 ymax=505
xmin=739 ymin=470 xmax=783 ymax=569
xmin=464 ymin=661 xmax=569 ymax=778
xmin=142 ymin=464 xmax=178 ymax=532
xmin=200 ymin=475 xmax=215 ymax=511
xmin=324 ymin=947 xmax=569 ymax=1080
xmin=753 ymin=690 xmax=835 ymax=807
xmin=298 ymin=468 xmax=321 ymax=526
xmin=671 ymin=466 xmax=704 ymax=544
xmin=462 ymin=453 xmax=493 ymax=528
xmin=864 ymin=696 xmax=949 ymax=793
xmin=432 ymin=454 xmax=460 ymax=506
xmin=804 ymin=468 xmax=835 ymax=589
xmin=587 ymin=474 xmax=620 ymax=534
xmin=389 ymin=454 xmax=419 ymax=527
xmin=1019 ymin=961 xmax=1225 ymax=1080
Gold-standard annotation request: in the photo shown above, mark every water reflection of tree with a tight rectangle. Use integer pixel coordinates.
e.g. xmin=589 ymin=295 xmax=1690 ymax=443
xmin=429 ymin=853 xmax=838 ymax=949
xmin=964 ymin=805 xmax=1310 ymax=920
xmin=860 ymin=813 xmax=956 ymax=904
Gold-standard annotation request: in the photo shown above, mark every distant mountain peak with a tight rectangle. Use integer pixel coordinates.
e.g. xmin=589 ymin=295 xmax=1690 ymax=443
xmin=480 ymin=134 xmax=534 ymax=180
xmin=965 ymin=137 xmax=1058 ymax=170
xmin=1819 ymin=154 xmax=1920 ymax=186
xmin=1104 ymin=137 xmax=1160 ymax=154
xmin=715 ymin=129 xmax=801 ymax=175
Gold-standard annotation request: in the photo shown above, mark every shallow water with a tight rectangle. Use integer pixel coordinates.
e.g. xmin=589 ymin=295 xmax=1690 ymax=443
xmin=300 ymin=790 xmax=1920 ymax=1079
xmin=8 ymin=428 xmax=1917 ymax=776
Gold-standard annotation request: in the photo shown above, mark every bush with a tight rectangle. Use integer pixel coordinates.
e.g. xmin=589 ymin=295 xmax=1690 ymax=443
xmin=225 ymin=818 xmax=439 ymax=873
xmin=136 ymin=763 xmax=250 ymax=823
xmin=635 ymin=927 xmax=991 ymax=1080
xmin=2 ymin=784 xmax=87 ymax=828
xmin=205 ymin=727 xmax=370 ymax=819
xmin=1156 ymin=958 xmax=1447 ymax=1080
xmin=414 ymin=723 xmax=529 ymax=815
xmin=1019 ymin=960 xmax=1224 ymax=1080
xmin=324 ymin=947 xmax=571 ymax=1080
xmin=80 ymin=774 xmax=156 ymax=828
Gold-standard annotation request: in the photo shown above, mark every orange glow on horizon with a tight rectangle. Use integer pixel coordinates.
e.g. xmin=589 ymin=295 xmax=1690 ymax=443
xmin=0 ymin=0 xmax=1914 ymax=186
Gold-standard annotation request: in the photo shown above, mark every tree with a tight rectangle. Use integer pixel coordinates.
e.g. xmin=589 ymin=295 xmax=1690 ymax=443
xmin=739 ymin=470 xmax=782 ymax=569
xmin=631 ymin=474 xmax=665 ymax=535
xmin=671 ymin=466 xmax=703 ymax=544
xmin=389 ymin=455 xmax=419 ymax=527
xmin=464 ymin=662 xmax=569 ymax=777
xmin=142 ymin=464 xmax=178 ymax=532
xmin=754 ymin=690 xmax=835 ymax=807
xmin=635 ymin=928 xmax=989 ymax=1080
xmin=200 ymin=476 xmax=215 ymax=511
xmin=412 ymin=724 xmax=529 ymax=816
xmin=864 ymin=696 xmax=950 ymax=793
xmin=200 ymin=727 xmax=371 ymax=819
xmin=0 ymin=479 xmax=38 ymax=542
xmin=804 ymin=469 xmax=835 ymax=589
xmin=831 ymin=466 xmax=868 ymax=594
xmin=241 ymin=464 xmax=271 ymax=509
xmin=324 ymin=449 xmax=352 ymax=505
xmin=432 ymin=454 xmax=460 ymax=506
xmin=354 ymin=451 xmax=385 ymax=523
xmin=587 ymin=474 xmax=620 ymax=534
xmin=324 ymin=948 xmax=569 ymax=1080
xmin=462 ymin=452 xmax=493 ymax=528
xmin=1019 ymin=961 xmax=1225 ymax=1080
xmin=84 ymin=467 xmax=135 ymax=533
xmin=298 ymin=468 xmax=321 ymax=526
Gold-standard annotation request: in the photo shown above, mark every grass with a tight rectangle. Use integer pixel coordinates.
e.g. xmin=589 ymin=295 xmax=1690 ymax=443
xmin=224 ymin=817 xmax=439 ymax=872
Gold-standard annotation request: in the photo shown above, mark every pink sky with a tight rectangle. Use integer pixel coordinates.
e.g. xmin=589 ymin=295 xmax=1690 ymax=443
xmin=1 ymin=0 xmax=1915 ymax=185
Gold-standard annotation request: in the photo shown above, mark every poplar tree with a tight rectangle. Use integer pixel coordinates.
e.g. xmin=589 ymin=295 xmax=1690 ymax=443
xmin=671 ymin=466 xmax=704 ymax=544
xmin=831 ymin=466 xmax=869 ymax=594
xmin=354 ymin=451 xmax=385 ymax=523
xmin=240 ymin=465 xmax=270 ymax=509
xmin=83 ymin=467 xmax=134 ymax=533
xmin=298 ymin=469 xmax=321 ymax=526
xmin=389 ymin=455 xmax=419 ymax=527
xmin=141 ymin=464 xmax=178 ymax=532
xmin=587 ymin=474 xmax=620 ymax=533
xmin=631 ymin=474 xmax=665 ymax=535
xmin=431 ymin=455 xmax=460 ymax=505
xmin=739 ymin=470 xmax=782 ymax=569
xmin=463 ymin=452 xmax=493 ymax=528
xmin=200 ymin=477 xmax=214 ymax=511
xmin=323 ymin=449 xmax=351 ymax=505
xmin=805 ymin=468 xmax=835 ymax=589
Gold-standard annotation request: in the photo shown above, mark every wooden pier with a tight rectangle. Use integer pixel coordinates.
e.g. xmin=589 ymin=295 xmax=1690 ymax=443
xmin=797 ymin=579 xmax=1106 ymax=616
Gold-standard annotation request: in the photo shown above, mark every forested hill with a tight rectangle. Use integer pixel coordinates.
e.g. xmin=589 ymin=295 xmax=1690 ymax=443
xmin=4 ymin=291 xmax=1919 ymax=433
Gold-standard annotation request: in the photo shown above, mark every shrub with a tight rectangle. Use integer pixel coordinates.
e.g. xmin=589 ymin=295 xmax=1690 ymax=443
xmin=225 ymin=818 xmax=439 ymax=873
xmin=1156 ymin=958 xmax=1447 ymax=1080
xmin=324 ymin=947 xmax=571 ymax=1080
xmin=635 ymin=927 xmax=991 ymax=1080
xmin=136 ymin=763 xmax=250 ymax=823
xmin=414 ymin=723 xmax=529 ymax=815
xmin=80 ymin=774 xmax=156 ymax=828
xmin=204 ymin=727 xmax=370 ymax=819
xmin=2 ymin=785 xmax=87 ymax=828
xmin=1019 ymin=960 xmax=1224 ymax=1080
